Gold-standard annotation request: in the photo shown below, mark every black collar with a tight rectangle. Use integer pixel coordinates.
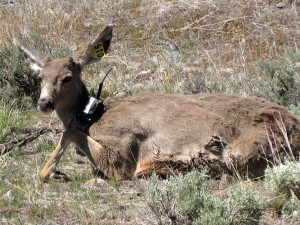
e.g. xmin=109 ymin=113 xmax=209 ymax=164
xmin=76 ymin=96 xmax=105 ymax=133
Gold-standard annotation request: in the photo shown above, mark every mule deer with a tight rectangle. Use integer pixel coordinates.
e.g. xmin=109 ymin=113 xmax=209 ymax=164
xmin=14 ymin=25 xmax=300 ymax=182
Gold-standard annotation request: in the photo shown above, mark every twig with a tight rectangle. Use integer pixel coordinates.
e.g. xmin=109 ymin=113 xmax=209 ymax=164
xmin=0 ymin=127 xmax=51 ymax=155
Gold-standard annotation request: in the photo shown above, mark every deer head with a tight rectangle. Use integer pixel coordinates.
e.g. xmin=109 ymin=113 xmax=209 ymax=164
xmin=14 ymin=26 xmax=113 ymax=116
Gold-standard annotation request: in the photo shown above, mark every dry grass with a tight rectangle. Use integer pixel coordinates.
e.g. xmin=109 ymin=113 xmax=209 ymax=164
xmin=2 ymin=0 xmax=300 ymax=97
xmin=1 ymin=0 xmax=300 ymax=224
xmin=0 ymin=122 xmax=150 ymax=224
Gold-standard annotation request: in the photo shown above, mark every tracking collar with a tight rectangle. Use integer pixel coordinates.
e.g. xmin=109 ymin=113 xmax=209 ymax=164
xmin=76 ymin=96 xmax=105 ymax=132
xmin=76 ymin=68 xmax=112 ymax=133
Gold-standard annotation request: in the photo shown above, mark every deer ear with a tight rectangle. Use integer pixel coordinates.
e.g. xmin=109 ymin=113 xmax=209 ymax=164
xmin=13 ymin=38 xmax=50 ymax=71
xmin=74 ymin=25 xmax=113 ymax=68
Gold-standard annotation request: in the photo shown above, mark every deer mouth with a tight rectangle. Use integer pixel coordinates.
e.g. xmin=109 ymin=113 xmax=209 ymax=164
xmin=37 ymin=99 xmax=55 ymax=113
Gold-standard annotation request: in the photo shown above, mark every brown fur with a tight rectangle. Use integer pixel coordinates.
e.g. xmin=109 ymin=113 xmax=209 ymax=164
xmin=89 ymin=93 xmax=300 ymax=179
xmin=14 ymin=26 xmax=300 ymax=182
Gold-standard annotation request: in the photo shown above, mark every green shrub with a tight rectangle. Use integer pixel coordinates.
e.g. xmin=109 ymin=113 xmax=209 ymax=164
xmin=145 ymin=171 xmax=263 ymax=225
xmin=253 ymin=54 xmax=300 ymax=106
xmin=264 ymin=162 xmax=300 ymax=196
xmin=0 ymin=35 xmax=72 ymax=107
xmin=289 ymin=104 xmax=300 ymax=121
xmin=192 ymin=195 xmax=232 ymax=225
xmin=227 ymin=186 xmax=263 ymax=225
xmin=0 ymin=43 xmax=39 ymax=107
xmin=264 ymin=162 xmax=300 ymax=217
xmin=281 ymin=197 xmax=300 ymax=221
xmin=145 ymin=174 xmax=178 ymax=224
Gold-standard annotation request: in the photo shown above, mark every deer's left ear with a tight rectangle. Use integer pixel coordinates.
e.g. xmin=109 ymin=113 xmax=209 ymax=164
xmin=13 ymin=38 xmax=51 ymax=71
xmin=74 ymin=25 xmax=113 ymax=69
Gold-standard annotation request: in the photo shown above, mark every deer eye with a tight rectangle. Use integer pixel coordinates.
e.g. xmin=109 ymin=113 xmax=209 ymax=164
xmin=62 ymin=76 xmax=72 ymax=84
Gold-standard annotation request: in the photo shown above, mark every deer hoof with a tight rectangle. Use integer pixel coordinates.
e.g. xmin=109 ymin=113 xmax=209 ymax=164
xmin=40 ymin=170 xmax=71 ymax=182
xmin=50 ymin=171 xmax=71 ymax=182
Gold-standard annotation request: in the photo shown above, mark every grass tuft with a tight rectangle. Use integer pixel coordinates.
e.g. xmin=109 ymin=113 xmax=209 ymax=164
xmin=0 ymin=101 xmax=32 ymax=142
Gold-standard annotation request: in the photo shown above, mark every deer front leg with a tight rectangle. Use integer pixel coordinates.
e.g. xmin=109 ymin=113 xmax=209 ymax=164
xmin=40 ymin=128 xmax=133 ymax=182
xmin=39 ymin=129 xmax=110 ymax=182
xmin=39 ymin=131 xmax=72 ymax=182
xmin=69 ymin=129 xmax=130 ymax=180
xmin=39 ymin=129 xmax=99 ymax=182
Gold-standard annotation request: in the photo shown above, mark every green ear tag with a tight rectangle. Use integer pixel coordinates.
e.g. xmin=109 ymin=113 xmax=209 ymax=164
xmin=90 ymin=43 xmax=106 ymax=59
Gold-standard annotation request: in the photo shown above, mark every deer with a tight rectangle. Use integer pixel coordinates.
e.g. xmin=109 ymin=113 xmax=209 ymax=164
xmin=14 ymin=25 xmax=300 ymax=182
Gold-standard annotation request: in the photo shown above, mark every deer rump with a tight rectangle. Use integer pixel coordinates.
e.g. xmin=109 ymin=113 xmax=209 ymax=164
xmin=87 ymin=92 xmax=300 ymax=179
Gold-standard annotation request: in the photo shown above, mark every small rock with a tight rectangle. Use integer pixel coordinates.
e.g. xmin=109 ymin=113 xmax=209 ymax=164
xmin=276 ymin=0 xmax=293 ymax=8
xmin=219 ymin=174 xmax=232 ymax=190
xmin=112 ymin=88 xmax=132 ymax=98
xmin=83 ymin=178 xmax=118 ymax=192
xmin=134 ymin=69 xmax=155 ymax=80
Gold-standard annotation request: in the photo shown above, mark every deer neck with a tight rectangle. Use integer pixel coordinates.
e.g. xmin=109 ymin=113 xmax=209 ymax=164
xmin=55 ymin=82 xmax=90 ymax=130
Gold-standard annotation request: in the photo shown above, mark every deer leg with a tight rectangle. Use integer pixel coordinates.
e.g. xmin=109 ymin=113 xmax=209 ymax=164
xmin=40 ymin=129 xmax=129 ymax=182
xmin=222 ymin=130 xmax=269 ymax=178
xmin=39 ymin=131 xmax=72 ymax=182
xmin=39 ymin=129 xmax=102 ymax=182
xmin=70 ymin=130 xmax=134 ymax=180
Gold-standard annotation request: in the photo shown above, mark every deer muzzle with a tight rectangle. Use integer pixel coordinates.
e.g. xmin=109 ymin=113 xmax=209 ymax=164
xmin=38 ymin=98 xmax=55 ymax=113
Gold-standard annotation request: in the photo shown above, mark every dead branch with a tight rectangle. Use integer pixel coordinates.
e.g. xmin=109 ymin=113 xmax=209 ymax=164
xmin=0 ymin=128 xmax=51 ymax=155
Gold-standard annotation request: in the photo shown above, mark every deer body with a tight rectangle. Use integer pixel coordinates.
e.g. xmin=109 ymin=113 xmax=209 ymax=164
xmin=89 ymin=93 xmax=300 ymax=179
xmin=14 ymin=26 xmax=300 ymax=182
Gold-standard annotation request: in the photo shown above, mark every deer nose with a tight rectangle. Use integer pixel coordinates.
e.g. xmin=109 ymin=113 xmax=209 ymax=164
xmin=37 ymin=98 xmax=55 ymax=112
